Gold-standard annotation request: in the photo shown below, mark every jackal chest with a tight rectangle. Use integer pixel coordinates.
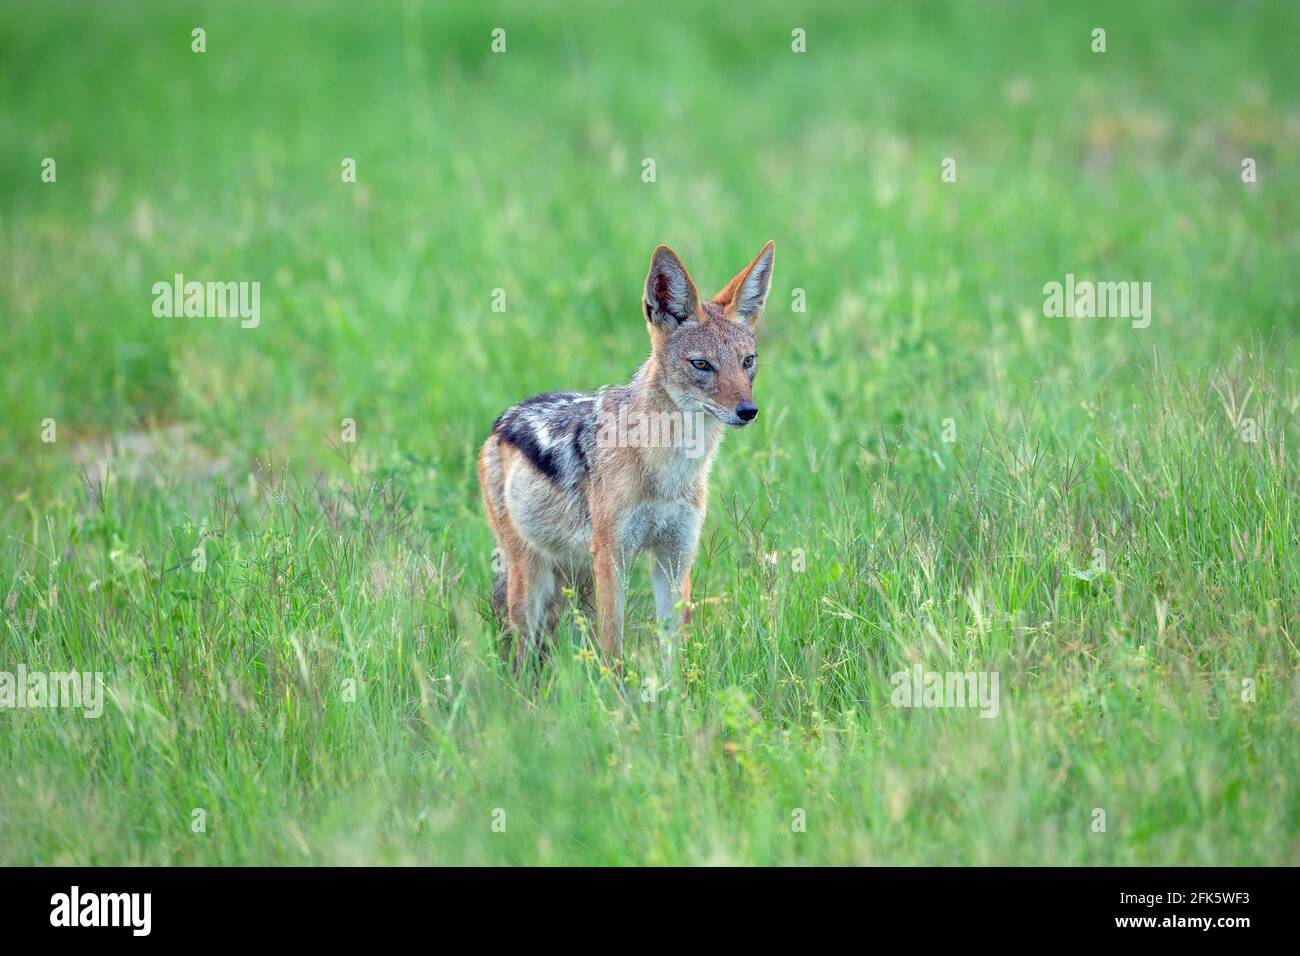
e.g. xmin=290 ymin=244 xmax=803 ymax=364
xmin=613 ymin=440 xmax=715 ymax=556
xmin=616 ymin=498 xmax=703 ymax=557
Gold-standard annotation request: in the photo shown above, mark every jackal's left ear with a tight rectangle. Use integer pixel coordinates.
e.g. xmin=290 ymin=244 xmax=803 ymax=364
xmin=715 ymin=240 xmax=775 ymax=327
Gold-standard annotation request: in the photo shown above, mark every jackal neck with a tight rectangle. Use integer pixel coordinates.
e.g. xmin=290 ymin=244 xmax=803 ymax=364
xmin=615 ymin=356 xmax=724 ymax=493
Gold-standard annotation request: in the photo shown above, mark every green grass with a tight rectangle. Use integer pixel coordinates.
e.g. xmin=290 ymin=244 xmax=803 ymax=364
xmin=1 ymin=0 xmax=1298 ymax=865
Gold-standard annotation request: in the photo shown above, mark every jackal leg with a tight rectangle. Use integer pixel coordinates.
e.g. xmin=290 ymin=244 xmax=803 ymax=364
xmin=651 ymin=545 xmax=693 ymax=676
xmin=488 ymin=506 xmax=552 ymax=674
xmin=592 ymin=543 xmax=625 ymax=665
xmin=515 ymin=556 xmax=558 ymax=675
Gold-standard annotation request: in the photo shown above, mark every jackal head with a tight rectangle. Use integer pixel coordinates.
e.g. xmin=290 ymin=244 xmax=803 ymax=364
xmin=642 ymin=241 xmax=774 ymax=427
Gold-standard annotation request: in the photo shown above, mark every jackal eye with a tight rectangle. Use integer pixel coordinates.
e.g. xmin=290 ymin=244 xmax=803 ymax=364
xmin=743 ymin=354 xmax=756 ymax=369
xmin=689 ymin=358 xmax=713 ymax=372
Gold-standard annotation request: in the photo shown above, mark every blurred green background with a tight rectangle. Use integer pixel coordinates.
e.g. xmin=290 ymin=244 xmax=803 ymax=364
xmin=4 ymin=0 xmax=1296 ymax=476
xmin=0 ymin=1 xmax=1297 ymax=864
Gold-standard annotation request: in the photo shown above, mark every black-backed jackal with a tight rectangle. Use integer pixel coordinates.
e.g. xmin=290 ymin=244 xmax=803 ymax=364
xmin=478 ymin=241 xmax=774 ymax=672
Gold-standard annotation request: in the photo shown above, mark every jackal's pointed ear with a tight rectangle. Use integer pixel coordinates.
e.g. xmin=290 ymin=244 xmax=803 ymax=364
xmin=643 ymin=245 xmax=701 ymax=330
xmin=715 ymin=240 xmax=775 ymax=327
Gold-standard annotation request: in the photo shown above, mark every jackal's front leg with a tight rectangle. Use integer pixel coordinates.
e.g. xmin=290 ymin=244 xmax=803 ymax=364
xmin=592 ymin=545 xmax=625 ymax=665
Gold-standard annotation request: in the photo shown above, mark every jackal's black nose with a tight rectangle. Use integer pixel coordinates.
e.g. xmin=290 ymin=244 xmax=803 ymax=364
xmin=736 ymin=402 xmax=758 ymax=422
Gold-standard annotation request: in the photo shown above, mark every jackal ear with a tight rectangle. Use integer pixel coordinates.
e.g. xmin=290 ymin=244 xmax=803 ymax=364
xmin=643 ymin=245 xmax=701 ymax=330
xmin=715 ymin=240 xmax=775 ymax=327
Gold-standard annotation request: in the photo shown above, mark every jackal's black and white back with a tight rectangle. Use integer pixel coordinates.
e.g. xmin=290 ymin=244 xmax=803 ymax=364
xmin=489 ymin=390 xmax=602 ymax=491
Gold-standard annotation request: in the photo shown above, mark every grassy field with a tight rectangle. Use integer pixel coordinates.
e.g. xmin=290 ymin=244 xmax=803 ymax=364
xmin=1 ymin=0 xmax=1298 ymax=865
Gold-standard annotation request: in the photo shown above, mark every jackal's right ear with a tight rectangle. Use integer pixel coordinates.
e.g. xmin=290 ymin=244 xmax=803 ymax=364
xmin=643 ymin=245 xmax=701 ymax=330
xmin=715 ymin=240 xmax=775 ymax=328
